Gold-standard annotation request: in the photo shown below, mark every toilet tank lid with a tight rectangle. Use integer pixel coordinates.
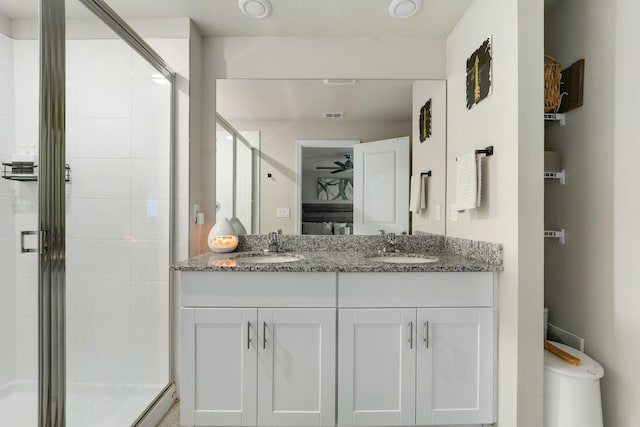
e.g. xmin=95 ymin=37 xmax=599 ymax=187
xmin=544 ymin=341 xmax=604 ymax=380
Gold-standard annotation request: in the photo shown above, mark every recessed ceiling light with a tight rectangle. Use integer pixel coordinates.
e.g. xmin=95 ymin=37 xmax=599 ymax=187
xmin=388 ymin=0 xmax=422 ymax=18
xmin=238 ymin=0 xmax=272 ymax=19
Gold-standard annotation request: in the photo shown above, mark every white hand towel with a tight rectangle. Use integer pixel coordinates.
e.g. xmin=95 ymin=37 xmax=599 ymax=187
xmin=455 ymin=151 xmax=482 ymax=212
xmin=410 ymin=175 xmax=422 ymax=213
xmin=420 ymin=175 xmax=428 ymax=210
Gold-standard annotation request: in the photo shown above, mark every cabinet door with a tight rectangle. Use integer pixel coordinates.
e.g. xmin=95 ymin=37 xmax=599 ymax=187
xmin=338 ymin=309 xmax=416 ymax=427
xmin=257 ymin=309 xmax=336 ymax=427
xmin=181 ymin=308 xmax=258 ymax=427
xmin=416 ymin=308 xmax=494 ymax=425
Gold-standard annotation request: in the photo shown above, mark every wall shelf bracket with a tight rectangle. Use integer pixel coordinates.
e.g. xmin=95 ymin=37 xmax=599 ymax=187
xmin=544 ymin=170 xmax=566 ymax=184
xmin=544 ymin=229 xmax=566 ymax=244
xmin=544 ymin=112 xmax=566 ymax=126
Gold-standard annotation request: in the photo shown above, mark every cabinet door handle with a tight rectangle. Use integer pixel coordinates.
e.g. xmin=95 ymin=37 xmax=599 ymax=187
xmin=262 ymin=321 xmax=267 ymax=350
xmin=247 ymin=322 xmax=252 ymax=349
xmin=409 ymin=321 xmax=413 ymax=349
xmin=424 ymin=321 xmax=429 ymax=349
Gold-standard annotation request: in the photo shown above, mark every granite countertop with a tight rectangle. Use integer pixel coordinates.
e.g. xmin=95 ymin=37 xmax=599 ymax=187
xmin=171 ymin=249 xmax=500 ymax=273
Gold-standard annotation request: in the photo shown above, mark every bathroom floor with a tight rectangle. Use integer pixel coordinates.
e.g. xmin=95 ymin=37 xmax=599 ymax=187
xmin=157 ymin=401 xmax=180 ymax=426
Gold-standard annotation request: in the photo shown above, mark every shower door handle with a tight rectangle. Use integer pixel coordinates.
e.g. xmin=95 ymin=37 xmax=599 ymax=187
xmin=20 ymin=230 xmax=38 ymax=253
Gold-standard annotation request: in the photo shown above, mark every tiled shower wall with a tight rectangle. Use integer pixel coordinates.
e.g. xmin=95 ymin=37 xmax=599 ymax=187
xmin=0 ymin=32 xmax=16 ymax=390
xmin=10 ymin=37 xmax=189 ymax=387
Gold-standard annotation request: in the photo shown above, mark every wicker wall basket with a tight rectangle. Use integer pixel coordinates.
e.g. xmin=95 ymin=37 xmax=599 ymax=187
xmin=544 ymin=54 xmax=561 ymax=112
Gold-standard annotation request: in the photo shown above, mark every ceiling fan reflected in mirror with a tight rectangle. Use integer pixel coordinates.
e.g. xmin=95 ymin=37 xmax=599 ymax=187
xmin=316 ymin=154 xmax=353 ymax=174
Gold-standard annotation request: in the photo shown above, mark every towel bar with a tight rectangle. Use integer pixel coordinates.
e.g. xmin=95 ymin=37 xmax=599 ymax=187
xmin=475 ymin=146 xmax=494 ymax=156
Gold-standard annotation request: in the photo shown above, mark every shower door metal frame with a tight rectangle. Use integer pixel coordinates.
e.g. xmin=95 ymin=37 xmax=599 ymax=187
xmin=38 ymin=0 xmax=177 ymax=425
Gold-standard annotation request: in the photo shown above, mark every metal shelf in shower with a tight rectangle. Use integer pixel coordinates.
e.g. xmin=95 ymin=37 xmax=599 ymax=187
xmin=2 ymin=162 xmax=71 ymax=182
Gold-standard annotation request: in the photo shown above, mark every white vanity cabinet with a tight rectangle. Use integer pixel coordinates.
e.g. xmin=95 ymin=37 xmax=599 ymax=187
xmin=180 ymin=272 xmax=337 ymax=427
xmin=337 ymin=273 xmax=496 ymax=427
xmin=179 ymin=269 xmax=496 ymax=427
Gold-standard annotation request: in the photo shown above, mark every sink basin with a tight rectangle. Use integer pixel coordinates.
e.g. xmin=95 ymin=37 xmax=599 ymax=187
xmin=367 ymin=254 xmax=439 ymax=264
xmin=233 ymin=253 xmax=304 ymax=264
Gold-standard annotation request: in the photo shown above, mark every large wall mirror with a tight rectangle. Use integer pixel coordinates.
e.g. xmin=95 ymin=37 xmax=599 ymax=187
xmin=216 ymin=79 xmax=447 ymax=236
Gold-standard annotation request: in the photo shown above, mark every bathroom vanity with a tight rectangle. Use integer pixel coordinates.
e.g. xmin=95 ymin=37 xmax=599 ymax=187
xmin=173 ymin=236 xmax=501 ymax=427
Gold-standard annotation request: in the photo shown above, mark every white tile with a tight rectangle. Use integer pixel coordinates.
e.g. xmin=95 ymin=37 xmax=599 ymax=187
xmin=13 ymin=40 xmax=38 ymax=82
xmin=71 ymin=39 xmax=133 ymax=80
xmin=129 ymin=359 xmax=168 ymax=385
xmin=0 ymin=238 xmax=16 ymax=281
xmin=0 ymin=196 xmax=14 ymax=238
xmin=13 ymin=78 xmax=38 ymax=118
xmin=85 ymin=356 xmax=133 ymax=384
xmin=68 ymin=199 xmax=131 ymax=240
xmin=0 ymin=114 xmax=14 ymax=156
xmin=132 ymin=199 xmax=169 ymax=241
xmin=132 ymin=79 xmax=171 ymax=119
xmin=0 ymin=279 xmax=16 ymax=321
xmin=130 ymin=321 xmax=169 ymax=365
xmin=0 ymin=34 xmax=13 ymax=78
xmin=66 ymin=239 xmax=132 ymax=281
xmin=90 ymin=280 xmax=132 ymax=321
xmin=88 ymin=320 xmax=132 ymax=362
xmin=66 ymin=80 xmax=78 ymax=119
xmin=70 ymin=159 xmax=131 ymax=199
xmin=131 ymin=159 xmax=170 ymax=200
xmin=77 ymin=79 xmax=132 ymax=119
xmin=76 ymin=118 xmax=131 ymax=159
xmin=66 ymin=118 xmax=78 ymax=160
xmin=14 ymin=249 xmax=37 ymax=280
xmin=0 ymin=319 xmax=16 ymax=383
xmin=131 ymin=240 xmax=170 ymax=282
xmin=16 ymin=277 xmax=36 ymax=318
xmin=14 ymin=116 xmax=38 ymax=154
xmin=16 ymin=317 xmax=37 ymax=379
xmin=131 ymin=281 xmax=169 ymax=321
xmin=12 ymin=186 xmax=38 ymax=215
xmin=131 ymin=118 xmax=170 ymax=159
xmin=0 ymin=70 xmax=13 ymax=118
xmin=66 ymin=279 xmax=92 ymax=320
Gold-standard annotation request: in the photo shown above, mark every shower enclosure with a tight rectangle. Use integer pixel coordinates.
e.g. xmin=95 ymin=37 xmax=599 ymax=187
xmin=0 ymin=0 xmax=179 ymax=425
xmin=216 ymin=115 xmax=260 ymax=234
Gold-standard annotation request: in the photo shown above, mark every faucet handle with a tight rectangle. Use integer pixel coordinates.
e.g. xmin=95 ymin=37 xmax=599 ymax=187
xmin=378 ymin=229 xmax=386 ymax=236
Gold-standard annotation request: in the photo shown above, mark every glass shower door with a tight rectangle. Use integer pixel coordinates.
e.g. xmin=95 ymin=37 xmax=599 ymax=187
xmin=64 ymin=6 xmax=172 ymax=426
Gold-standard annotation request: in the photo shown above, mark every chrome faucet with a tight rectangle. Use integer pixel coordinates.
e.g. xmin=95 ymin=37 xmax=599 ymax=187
xmin=383 ymin=232 xmax=397 ymax=253
xmin=267 ymin=232 xmax=279 ymax=252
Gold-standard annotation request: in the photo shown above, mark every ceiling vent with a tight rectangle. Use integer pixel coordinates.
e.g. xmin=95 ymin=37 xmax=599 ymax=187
xmin=388 ymin=0 xmax=422 ymax=18
xmin=324 ymin=79 xmax=357 ymax=86
xmin=238 ymin=0 xmax=272 ymax=19
xmin=323 ymin=112 xmax=345 ymax=119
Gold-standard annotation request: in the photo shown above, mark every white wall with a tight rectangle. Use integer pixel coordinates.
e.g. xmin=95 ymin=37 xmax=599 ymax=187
xmin=229 ymin=119 xmax=410 ymax=234
xmin=545 ymin=0 xmax=637 ymax=425
xmin=446 ymin=0 xmax=544 ymax=425
xmin=411 ymin=81 xmax=447 ymax=235
xmin=614 ymin=2 xmax=640 ymax=425
xmin=0 ymin=31 xmax=16 ymax=389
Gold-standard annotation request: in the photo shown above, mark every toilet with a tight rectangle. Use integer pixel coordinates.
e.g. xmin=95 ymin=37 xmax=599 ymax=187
xmin=544 ymin=341 xmax=604 ymax=427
